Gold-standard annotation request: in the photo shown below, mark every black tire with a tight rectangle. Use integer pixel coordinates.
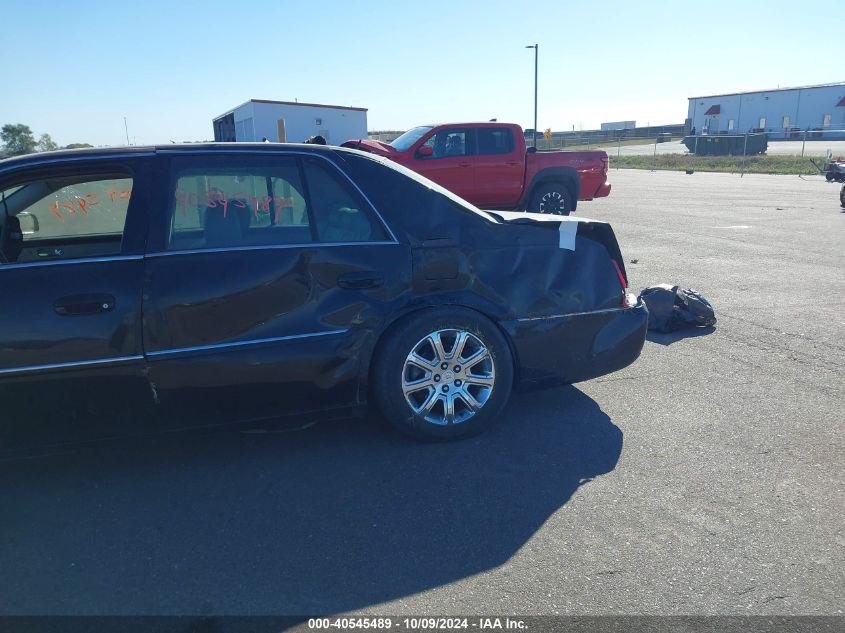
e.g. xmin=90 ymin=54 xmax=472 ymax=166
xmin=840 ymin=183 xmax=845 ymax=209
xmin=373 ymin=308 xmax=514 ymax=440
xmin=528 ymin=182 xmax=574 ymax=215
xmin=825 ymin=172 xmax=834 ymax=182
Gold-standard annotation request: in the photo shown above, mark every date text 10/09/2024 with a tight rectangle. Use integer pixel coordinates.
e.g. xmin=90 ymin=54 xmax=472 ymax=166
xmin=307 ymin=617 xmax=528 ymax=630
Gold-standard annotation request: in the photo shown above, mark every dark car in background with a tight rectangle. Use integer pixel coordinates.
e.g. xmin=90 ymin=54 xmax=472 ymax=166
xmin=0 ymin=144 xmax=647 ymax=446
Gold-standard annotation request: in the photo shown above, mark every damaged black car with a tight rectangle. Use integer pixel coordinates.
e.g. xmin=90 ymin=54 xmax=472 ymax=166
xmin=0 ymin=144 xmax=647 ymax=443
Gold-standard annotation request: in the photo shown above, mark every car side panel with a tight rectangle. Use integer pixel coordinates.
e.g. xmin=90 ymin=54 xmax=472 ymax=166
xmin=142 ymin=244 xmax=410 ymax=422
xmin=0 ymin=156 xmax=153 ymax=452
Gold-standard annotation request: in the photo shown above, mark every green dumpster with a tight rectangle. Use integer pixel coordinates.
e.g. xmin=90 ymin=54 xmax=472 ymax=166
xmin=683 ymin=133 xmax=768 ymax=156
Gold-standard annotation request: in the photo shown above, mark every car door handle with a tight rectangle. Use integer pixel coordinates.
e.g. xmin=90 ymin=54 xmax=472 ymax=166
xmin=54 ymin=294 xmax=116 ymax=316
xmin=459 ymin=162 xmax=471 ymax=167
xmin=336 ymin=271 xmax=384 ymax=290
xmin=506 ymin=161 xmax=520 ymax=166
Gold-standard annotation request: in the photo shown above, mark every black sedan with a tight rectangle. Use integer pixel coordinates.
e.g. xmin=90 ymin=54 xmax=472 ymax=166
xmin=0 ymin=144 xmax=647 ymax=443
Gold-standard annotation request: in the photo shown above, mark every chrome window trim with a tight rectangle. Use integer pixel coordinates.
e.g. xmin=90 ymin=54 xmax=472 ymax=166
xmin=0 ymin=355 xmax=143 ymax=376
xmin=146 ymin=242 xmax=399 ymax=259
xmin=146 ymin=329 xmax=348 ymax=359
xmin=322 ymin=154 xmax=399 ymax=243
xmin=157 ymin=148 xmax=400 ymax=245
xmin=0 ymin=254 xmax=143 ymax=271
xmin=516 ymin=306 xmax=631 ymax=322
xmin=0 ymin=151 xmax=155 ymax=176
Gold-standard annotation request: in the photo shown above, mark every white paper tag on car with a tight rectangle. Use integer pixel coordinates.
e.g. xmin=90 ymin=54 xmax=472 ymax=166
xmin=558 ymin=221 xmax=578 ymax=251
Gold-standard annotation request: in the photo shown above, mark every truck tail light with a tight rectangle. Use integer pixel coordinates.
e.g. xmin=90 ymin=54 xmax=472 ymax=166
xmin=602 ymin=157 xmax=610 ymax=175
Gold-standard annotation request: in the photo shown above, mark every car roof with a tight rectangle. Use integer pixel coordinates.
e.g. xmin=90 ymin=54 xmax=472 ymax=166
xmin=428 ymin=122 xmax=519 ymax=128
xmin=0 ymin=143 xmax=348 ymax=171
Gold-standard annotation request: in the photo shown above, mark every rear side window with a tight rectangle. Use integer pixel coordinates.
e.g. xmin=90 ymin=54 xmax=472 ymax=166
xmin=0 ymin=172 xmax=132 ymax=264
xmin=165 ymin=154 xmax=389 ymax=250
xmin=302 ymin=158 xmax=388 ymax=243
xmin=167 ymin=157 xmax=312 ymax=251
xmin=477 ymin=128 xmax=514 ymax=155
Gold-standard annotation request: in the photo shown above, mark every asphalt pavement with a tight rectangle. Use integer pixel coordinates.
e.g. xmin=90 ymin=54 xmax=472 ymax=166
xmin=1 ymin=170 xmax=843 ymax=617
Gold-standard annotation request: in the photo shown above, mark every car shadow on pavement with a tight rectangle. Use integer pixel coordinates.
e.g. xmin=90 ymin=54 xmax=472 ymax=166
xmin=646 ymin=325 xmax=716 ymax=346
xmin=0 ymin=385 xmax=622 ymax=615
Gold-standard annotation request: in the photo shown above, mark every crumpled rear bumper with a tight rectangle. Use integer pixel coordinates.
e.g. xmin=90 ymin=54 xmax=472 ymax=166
xmin=501 ymin=296 xmax=648 ymax=389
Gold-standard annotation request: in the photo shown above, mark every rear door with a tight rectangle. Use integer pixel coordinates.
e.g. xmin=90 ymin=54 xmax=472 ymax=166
xmin=473 ymin=126 xmax=523 ymax=207
xmin=142 ymin=150 xmax=408 ymax=424
xmin=409 ymin=127 xmax=476 ymax=201
xmin=0 ymin=156 xmax=151 ymax=447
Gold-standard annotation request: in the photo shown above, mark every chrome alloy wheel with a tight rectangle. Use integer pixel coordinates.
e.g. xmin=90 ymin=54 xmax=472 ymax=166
xmin=402 ymin=329 xmax=496 ymax=425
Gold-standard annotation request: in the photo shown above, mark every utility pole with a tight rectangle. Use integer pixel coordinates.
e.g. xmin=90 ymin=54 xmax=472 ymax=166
xmin=525 ymin=44 xmax=538 ymax=149
xmin=124 ymin=117 xmax=130 ymax=146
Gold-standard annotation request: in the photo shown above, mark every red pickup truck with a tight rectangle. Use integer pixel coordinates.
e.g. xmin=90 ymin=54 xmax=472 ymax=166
xmin=342 ymin=122 xmax=610 ymax=215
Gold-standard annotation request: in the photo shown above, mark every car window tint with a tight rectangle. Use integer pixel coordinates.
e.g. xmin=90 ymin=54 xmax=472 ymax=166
xmin=477 ymin=128 xmax=514 ymax=155
xmin=302 ymin=158 xmax=387 ymax=243
xmin=168 ymin=157 xmax=311 ymax=250
xmin=0 ymin=173 xmax=132 ymax=264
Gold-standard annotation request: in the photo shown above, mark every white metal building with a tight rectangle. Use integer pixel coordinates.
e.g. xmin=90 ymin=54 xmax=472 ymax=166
xmin=687 ymin=82 xmax=845 ymax=139
xmin=212 ymin=99 xmax=368 ymax=145
xmin=600 ymin=120 xmax=636 ymax=131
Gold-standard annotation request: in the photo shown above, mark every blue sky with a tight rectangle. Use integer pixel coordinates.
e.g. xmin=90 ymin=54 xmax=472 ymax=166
xmin=2 ymin=0 xmax=841 ymax=146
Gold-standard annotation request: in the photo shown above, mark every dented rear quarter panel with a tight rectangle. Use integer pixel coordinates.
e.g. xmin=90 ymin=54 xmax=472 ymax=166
xmin=341 ymin=151 xmax=646 ymax=387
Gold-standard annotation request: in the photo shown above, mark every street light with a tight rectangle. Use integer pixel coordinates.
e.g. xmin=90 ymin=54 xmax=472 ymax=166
xmin=525 ymin=44 xmax=538 ymax=149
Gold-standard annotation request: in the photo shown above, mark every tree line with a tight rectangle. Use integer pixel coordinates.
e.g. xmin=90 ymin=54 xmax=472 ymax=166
xmin=1 ymin=123 xmax=92 ymax=158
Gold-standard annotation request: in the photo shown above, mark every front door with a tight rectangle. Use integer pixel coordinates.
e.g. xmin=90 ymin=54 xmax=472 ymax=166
xmin=0 ymin=158 xmax=150 ymax=449
xmin=410 ymin=128 xmax=476 ymax=201
xmin=706 ymin=116 xmax=719 ymax=134
xmin=142 ymin=150 xmax=408 ymax=425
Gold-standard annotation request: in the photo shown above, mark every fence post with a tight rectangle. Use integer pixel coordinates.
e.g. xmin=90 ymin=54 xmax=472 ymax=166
xmin=801 ymin=129 xmax=806 ymax=157
xmin=741 ymin=132 xmax=749 ymax=178
xmin=652 ymin=136 xmax=658 ymax=171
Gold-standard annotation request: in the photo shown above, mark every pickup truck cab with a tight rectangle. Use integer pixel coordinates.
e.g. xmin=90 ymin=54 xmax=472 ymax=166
xmin=343 ymin=122 xmax=611 ymax=215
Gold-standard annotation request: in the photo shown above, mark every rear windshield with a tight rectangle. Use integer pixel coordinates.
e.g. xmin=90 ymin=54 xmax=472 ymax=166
xmin=343 ymin=149 xmax=496 ymax=223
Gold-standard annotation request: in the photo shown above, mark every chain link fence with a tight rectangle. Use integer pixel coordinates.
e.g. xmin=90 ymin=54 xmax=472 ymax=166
xmin=532 ymin=126 xmax=845 ymax=175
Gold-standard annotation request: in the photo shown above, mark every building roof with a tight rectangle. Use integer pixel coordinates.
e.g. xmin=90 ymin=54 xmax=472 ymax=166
xmin=688 ymin=81 xmax=845 ymax=100
xmin=214 ymin=99 xmax=368 ymax=121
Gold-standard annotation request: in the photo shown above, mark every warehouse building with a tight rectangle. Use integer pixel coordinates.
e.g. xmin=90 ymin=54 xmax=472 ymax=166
xmin=212 ymin=99 xmax=368 ymax=145
xmin=687 ymin=82 xmax=845 ymax=139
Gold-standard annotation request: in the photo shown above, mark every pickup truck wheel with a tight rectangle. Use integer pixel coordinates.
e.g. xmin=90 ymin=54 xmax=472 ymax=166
xmin=529 ymin=183 xmax=573 ymax=215
xmin=373 ymin=308 xmax=514 ymax=440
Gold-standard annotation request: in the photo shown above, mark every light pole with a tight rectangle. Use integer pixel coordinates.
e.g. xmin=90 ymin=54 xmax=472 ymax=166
xmin=525 ymin=44 xmax=538 ymax=149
